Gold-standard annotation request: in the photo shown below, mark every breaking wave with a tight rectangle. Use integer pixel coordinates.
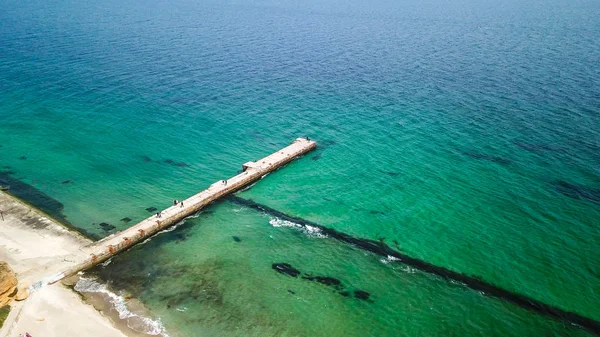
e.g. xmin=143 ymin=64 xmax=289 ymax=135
xmin=74 ymin=276 xmax=170 ymax=336
xmin=269 ymin=218 xmax=327 ymax=238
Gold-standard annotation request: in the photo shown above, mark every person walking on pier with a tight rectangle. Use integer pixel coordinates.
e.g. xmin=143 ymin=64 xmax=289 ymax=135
xmin=180 ymin=201 xmax=184 ymax=208
xmin=156 ymin=211 xmax=162 ymax=218
xmin=222 ymin=180 xmax=227 ymax=186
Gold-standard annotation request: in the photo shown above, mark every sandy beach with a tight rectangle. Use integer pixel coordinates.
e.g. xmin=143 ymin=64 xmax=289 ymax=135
xmin=0 ymin=191 xmax=135 ymax=337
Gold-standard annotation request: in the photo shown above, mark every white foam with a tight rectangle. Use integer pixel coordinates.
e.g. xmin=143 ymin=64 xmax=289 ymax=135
xmin=380 ymin=255 xmax=400 ymax=264
xmin=75 ymin=276 xmax=170 ymax=336
xmin=269 ymin=218 xmax=326 ymax=238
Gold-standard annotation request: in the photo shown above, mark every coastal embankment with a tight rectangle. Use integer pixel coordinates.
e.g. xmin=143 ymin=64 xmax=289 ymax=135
xmin=0 ymin=191 xmax=151 ymax=337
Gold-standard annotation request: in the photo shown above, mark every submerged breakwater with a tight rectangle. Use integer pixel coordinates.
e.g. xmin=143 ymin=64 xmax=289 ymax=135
xmin=228 ymin=196 xmax=600 ymax=334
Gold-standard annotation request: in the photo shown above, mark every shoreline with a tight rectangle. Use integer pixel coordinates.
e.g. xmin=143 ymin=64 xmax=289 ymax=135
xmin=0 ymin=190 xmax=168 ymax=337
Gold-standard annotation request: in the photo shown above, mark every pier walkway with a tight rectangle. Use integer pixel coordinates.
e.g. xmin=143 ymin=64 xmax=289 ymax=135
xmin=45 ymin=138 xmax=316 ymax=284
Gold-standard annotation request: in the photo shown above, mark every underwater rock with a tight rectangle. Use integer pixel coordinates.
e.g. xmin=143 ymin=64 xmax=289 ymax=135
xmin=99 ymin=222 xmax=116 ymax=232
xmin=61 ymin=180 xmax=73 ymax=185
xmin=232 ymin=236 xmax=241 ymax=243
xmin=302 ymin=275 xmax=343 ymax=289
xmin=141 ymin=155 xmax=153 ymax=163
xmin=370 ymin=210 xmax=385 ymax=215
xmin=272 ymin=263 xmax=301 ymax=278
xmin=339 ymin=291 xmax=350 ymax=297
xmin=146 ymin=207 xmax=157 ymax=212
xmin=287 ymin=289 xmax=296 ymax=295
xmin=459 ymin=151 xmax=511 ymax=165
xmin=120 ymin=217 xmax=132 ymax=223
xmin=311 ymin=154 xmax=322 ymax=161
xmin=354 ymin=290 xmax=370 ymax=300
xmin=231 ymin=196 xmax=600 ymax=333
xmin=554 ymin=180 xmax=600 ymax=204
xmin=18 ymin=156 xmax=26 ymax=160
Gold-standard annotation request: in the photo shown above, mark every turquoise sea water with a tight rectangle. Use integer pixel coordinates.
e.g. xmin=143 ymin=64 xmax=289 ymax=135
xmin=1 ymin=0 xmax=600 ymax=335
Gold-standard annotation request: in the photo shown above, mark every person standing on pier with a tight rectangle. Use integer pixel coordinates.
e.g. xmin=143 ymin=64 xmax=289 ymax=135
xmin=180 ymin=201 xmax=184 ymax=208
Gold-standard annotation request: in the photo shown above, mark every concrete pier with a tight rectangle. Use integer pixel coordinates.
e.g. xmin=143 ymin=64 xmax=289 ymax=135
xmin=48 ymin=138 xmax=316 ymax=284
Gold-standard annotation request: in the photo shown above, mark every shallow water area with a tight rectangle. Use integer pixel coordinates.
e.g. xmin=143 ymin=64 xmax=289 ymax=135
xmin=90 ymin=203 xmax=593 ymax=336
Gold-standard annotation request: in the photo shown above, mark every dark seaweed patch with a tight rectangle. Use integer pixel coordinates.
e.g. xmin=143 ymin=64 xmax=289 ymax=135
xmin=287 ymin=289 xmax=296 ymax=295
xmin=513 ymin=141 xmax=565 ymax=154
xmin=459 ymin=151 xmax=512 ymax=165
xmin=18 ymin=156 xmax=26 ymax=160
xmin=311 ymin=154 xmax=322 ymax=161
xmin=140 ymin=156 xmax=189 ymax=167
xmin=91 ymin=253 xmax=227 ymax=312
xmin=229 ymin=196 xmax=600 ymax=334
xmin=172 ymin=231 xmax=188 ymax=243
xmin=0 ymin=171 xmax=100 ymax=240
xmin=120 ymin=217 xmax=132 ymax=223
xmin=232 ymin=236 xmax=241 ymax=243
xmin=146 ymin=207 xmax=157 ymax=213
xmin=554 ymin=180 xmax=600 ymax=205
xmin=61 ymin=180 xmax=73 ymax=185
xmin=163 ymin=159 xmax=190 ymax=168
xmin=378 ymin=170 xmax=399 ymax=177
xmin=369 ymin=210 xmax=385 ymax=215
xmin=174 ymin=162 xmax=190 ymax=167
